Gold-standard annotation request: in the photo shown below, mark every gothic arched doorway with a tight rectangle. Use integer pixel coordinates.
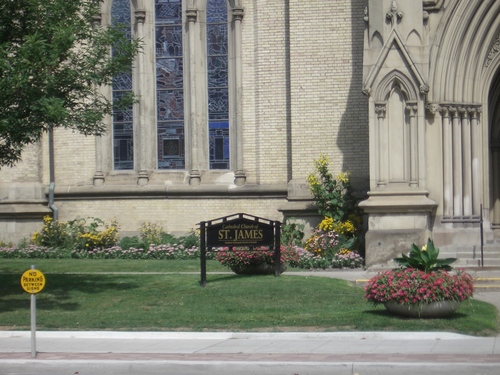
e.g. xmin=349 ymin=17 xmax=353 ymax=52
xmin=489 ymin=68 xmax=500 ymax=230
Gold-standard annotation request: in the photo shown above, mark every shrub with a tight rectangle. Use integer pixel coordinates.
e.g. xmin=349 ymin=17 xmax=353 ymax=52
xmin=31 ymin=216 xmax=119 ymax=251
xmin=281 ymin=219 xmax=305 ymax=247
xmin=31 ymin=215 xmax=71 ymax=249
xmin=119 ymin=236 xmax=145 ymax=250
xmin=307 ymin=154 xmax=359 ymax=223
xmin=307 ymin=155 xmax=364 ymax=255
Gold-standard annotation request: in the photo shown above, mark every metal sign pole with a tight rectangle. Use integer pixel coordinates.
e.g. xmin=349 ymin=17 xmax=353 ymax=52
xmin=31 ymin=293 xmax=36 ymax=358
xmin=30 ymin=264 xmax=37 ymax=358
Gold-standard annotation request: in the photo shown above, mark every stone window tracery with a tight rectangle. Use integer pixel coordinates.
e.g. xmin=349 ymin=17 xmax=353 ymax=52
xmin=111 ymin=0 xmax=134 ymax=170
xmin=109 ymin=0 xmax=242 ymax=181
xmin=155 ymin=0 xmax=185 ymax=169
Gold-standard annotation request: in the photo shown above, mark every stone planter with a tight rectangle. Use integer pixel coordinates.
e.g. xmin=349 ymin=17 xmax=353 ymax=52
xmin=384 ymin=300 xmax=461 ymax=318
xmin=230 ymin=263 xmax=287 ymax=275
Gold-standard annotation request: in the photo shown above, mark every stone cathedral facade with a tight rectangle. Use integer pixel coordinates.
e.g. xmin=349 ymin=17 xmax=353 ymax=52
xmin=1 ymin=0 xmax=500 ymax=267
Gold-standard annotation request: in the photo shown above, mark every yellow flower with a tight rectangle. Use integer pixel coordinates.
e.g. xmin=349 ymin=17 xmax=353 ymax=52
xmin=338 ymin=248 xmax=352 ymax=255
xmin=31 ymin=231 xmax=40 ymax=243
xmin=336 ymin=172 xmax=350 ymax=184
xmin=314 ymin=153 xmax=329 ymax=167
xmin=333 ymin=220 xmax=356 ymax=235
xmin=422 ymin=245 xmax=427 ymax=252
xmin=318 ymin=217 xmax=334 ymax=231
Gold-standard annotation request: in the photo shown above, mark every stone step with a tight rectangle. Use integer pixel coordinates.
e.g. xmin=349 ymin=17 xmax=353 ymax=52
xmin=438 ymin=245 xmax=500 ymax=267
xmin=472 ymin=277 xmax=500 ymax=291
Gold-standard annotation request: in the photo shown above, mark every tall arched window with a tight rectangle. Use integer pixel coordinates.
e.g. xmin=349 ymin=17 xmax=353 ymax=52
xmin=207 ymin=0 xmax=229 ymax=169
xmin=111 ymin=0 xmax=134 ymax=170
xmin=107 ymin=0 xmax=240 ymax=179
xmin=155 ymin=0 xmax=185 ymax=169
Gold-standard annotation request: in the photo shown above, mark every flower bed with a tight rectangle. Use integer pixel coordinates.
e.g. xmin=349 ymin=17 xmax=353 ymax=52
xmin=364 ymin=239 xmax=474 ymax=318
xmin=364 ymin=268 xmax=474 ymax=306
xmin=214 ymin=246 xmax=294 ymax=268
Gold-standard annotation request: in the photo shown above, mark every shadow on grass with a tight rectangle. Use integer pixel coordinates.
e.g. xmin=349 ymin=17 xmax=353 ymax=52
xmin=199 ymin=275 xmax=240 ymax=285
xmin=364 ymin=308 xmax=469 ymax=320
xmin=0 ymin=274 xmax=139 ymax=313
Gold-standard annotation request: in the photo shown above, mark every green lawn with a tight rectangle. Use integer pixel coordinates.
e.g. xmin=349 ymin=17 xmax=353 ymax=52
xmin=0 ymin=258 xmax=228 ymax=274
xmin=1 ymin=259 xmax=498 ymax=336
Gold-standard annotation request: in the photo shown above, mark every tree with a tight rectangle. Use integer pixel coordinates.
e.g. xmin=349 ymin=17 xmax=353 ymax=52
xmin=0 ymin=0 xmax=140 ymax=166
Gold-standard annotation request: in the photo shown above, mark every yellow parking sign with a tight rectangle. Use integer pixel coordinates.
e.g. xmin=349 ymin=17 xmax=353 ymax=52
xmin=20 ymin=269 xmax=46 ymax=294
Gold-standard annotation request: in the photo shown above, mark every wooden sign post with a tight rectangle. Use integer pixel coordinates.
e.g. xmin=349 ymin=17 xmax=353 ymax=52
xmin=199 ymin=213 xmax=281 ymax=287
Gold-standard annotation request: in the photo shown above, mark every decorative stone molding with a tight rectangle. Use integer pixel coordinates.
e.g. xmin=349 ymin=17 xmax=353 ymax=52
xmin=364 ymin=6 xmax=369 ymax=23
xmin=423 ymin=0 xmax=444 ymax=12
xmin=423 ymin=11 xmax=429 ymax=24
xmin=374 ymin=104 xmax=387 ymax=118
xmin=231 ymin=7 xmax=244 ymax=21
xmin=425 ymin=102 xmax=439 ymax=115
xmin=186 ymin=8 xmax=198 ymax=22
xmin=137 ymin=170 xmax=149 ymax=186
xmin=386 ymin=1 xmax=403 ymax=27
xmin=363 ymin=31 xmax=428 ymax=99
xmin=405 ymin=104 xmax=418 ymax=115
xmin=420 ymin=84 xmax=429 ymax=94
xmin=438 ymin=103 xmax=482 ymax=221
xmin=92 ymin=13 xmax=102 ymax=27
xmin=438 ymin=104 xmax=482 ymax=118
xmin=189 ymin=171 xmax=201 ymax=186
xmin=468 ymin=106 xmax=482 ymax=118
xmin=134 ymin=10 xmax=146 ymax=24
xmin=485 ymin=33 xmax=500 ymax=68
xmin=93 ymin=171 xmax=105 ymax=187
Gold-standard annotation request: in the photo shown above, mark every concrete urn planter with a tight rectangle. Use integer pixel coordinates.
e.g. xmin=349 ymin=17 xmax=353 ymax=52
xmin=384 ymin=300 xmax=461 ymax=318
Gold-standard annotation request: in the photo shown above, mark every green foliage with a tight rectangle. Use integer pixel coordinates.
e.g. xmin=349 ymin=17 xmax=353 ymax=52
xmin=119 ymin=236 xmax=145 ymax=250
xmin=307 ymin=154 xmax=359 ymax=223
xmin=140 ymin=221 xmax=165 ymax=247
xmin=0 ymin=0 xmax=141 ymax=166
xmin=67 ymin=217 xmax=119 ymax=250
xmin=31 ymin=216 xmax=71 ymax=249
xmin=177 ymin=231 xmax=200 ymax=249
xmin=393 ymin=238 xmax=457 ymax=273
xmin=281 ymin=219 xmax=305 ymax=247
xmin=138 ymin=222 xmax=199 ymax=249
xmin=31 ymin=216 xmax=119 ymax=251
xmin=306 ymin=155 xmax=364 ymax=257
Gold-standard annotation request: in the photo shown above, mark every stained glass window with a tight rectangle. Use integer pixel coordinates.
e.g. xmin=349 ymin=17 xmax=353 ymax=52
xmin=155 ymin=0 xmax=185 ymax=169
xmin=207 ymin=0 xmax=230 ymax=169
xmin=111 ymin=0 xmax=134 ymax=170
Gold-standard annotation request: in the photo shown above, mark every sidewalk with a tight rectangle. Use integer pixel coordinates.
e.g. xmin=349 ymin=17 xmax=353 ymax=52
xmin=1 ymin=331 xmax=499 ymax=375
xmin=1 ymin=269 xmax=499 ymax=375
